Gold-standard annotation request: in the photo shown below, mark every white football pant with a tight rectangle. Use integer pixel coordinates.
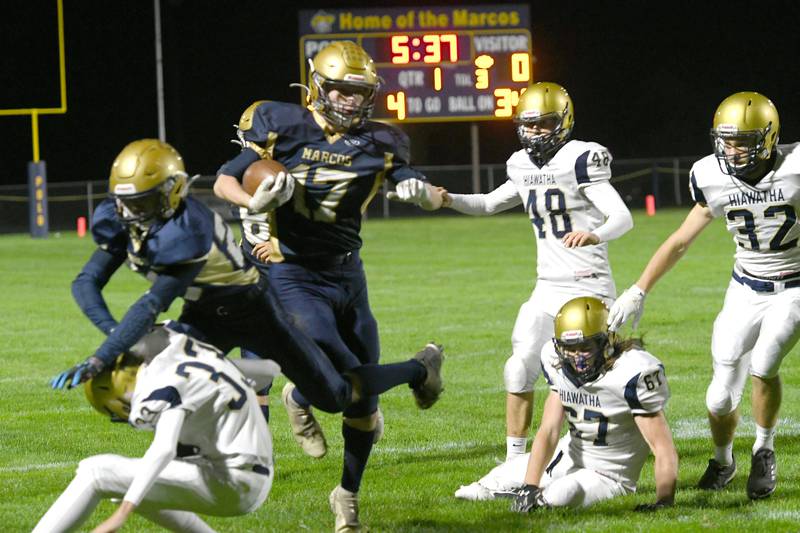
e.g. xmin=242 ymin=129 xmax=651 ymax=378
xmin=706 ymin=279 xmax=800 ymax=416
xmin=32 ymin=454 xmax=272 ymax=533
xmin=505 ymin=281 xmax=614 ymax=393
xmin=455 ymin=436 xmax=629 ymax=506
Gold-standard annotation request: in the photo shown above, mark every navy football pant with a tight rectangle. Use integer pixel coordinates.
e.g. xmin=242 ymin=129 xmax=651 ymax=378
xmin=267 ymin=255 xmax=380 ymax=418
xmin=178 ymin=281 xmax=354 ymax=414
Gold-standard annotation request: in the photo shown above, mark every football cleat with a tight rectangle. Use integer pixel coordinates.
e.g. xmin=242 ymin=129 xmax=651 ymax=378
xmin=747 ymin=448 xmax=777 ymax=500
xmin=281 ymin=382 xmax=327 ymax=458
xmin=373 ymin=407 xmax=384 ymax=444
xmin=329 ymin=485 xmax=362 ymax=532
xmin=696 ymin=457 xmax=737 ymax=490
xmin=411 ymin=343 xmax=444 ymax=409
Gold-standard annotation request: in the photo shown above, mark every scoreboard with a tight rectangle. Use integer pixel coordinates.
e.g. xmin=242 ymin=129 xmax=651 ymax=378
xmin=298 ymin=4 xmax=532 ymax=123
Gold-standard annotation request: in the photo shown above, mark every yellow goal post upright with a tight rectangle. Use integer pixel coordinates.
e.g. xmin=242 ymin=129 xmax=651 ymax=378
xmin=0 ymin=0 xmax=67 ymax=238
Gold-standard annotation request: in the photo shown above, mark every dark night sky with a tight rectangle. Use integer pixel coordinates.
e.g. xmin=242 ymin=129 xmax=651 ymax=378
xmin=2 ymin=0 xmax=800 ymax=185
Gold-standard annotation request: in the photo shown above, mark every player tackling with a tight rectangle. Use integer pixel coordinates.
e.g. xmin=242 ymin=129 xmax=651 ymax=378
xmin=609 ymin=92 xmax=800 ymax=500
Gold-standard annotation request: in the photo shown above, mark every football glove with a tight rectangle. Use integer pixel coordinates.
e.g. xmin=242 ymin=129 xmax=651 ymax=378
xmin=248 ymin=171 xmax=295 ymax=213
xmin=50 ymin=356 xmax=106 ymax=390
xmin=634 ymin=499 xmax=672 ymax=512
xmin=510 ymin=484 xmax=548 ymax=513
xmin=386 ymin=178 xmax=442 ymax=210
xmin=607 ymin=284 xmax=646 ymax=331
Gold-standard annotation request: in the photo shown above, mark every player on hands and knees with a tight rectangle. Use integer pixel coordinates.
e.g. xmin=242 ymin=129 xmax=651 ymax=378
xmin=213 ymin=41 xmax=444 ymax=532
xmin=432 ymin=83 xmax=632 ymax=480
xmin=608 ymin=92 xmax=797 ymax=500
xmin=35 ymin=324 xmax=280 ymax=533
xmin=456 ymin=298 xmax=677 ymax=512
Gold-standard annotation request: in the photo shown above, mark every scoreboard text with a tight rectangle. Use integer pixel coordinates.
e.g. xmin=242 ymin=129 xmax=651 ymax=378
xmin=298 ymin=4 xmax=532 ymax=123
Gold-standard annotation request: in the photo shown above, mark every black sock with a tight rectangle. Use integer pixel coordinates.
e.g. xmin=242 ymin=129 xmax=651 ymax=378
xmin=341 ymin=423 xmax=375 ymax=493
xmin=348 ymin=360 xmax=426 ymax=397
xmin=260 ymin=404 xmax=270 ymax=422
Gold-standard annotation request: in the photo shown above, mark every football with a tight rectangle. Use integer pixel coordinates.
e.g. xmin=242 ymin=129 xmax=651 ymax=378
xmin=242 ymin=159 xmax=289 ymax=196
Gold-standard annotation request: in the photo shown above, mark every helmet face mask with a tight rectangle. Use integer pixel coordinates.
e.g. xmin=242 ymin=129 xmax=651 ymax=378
xmin=109 ymin=139 xmax=188 ymax=230
xmin=308 ymin=41 xmax=380 ymax=131
xmin=710 ymin=92 xmax=779 ymax=181
xmin=553 ymin=297 xmax=614 ymax=387
xmin=514 ymin=82 xmax=574 ymax=167
xmin=555 ymin=332 xmax=609 ymax=386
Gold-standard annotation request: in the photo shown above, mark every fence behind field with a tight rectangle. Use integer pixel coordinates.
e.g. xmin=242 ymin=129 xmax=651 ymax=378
xmin=0 ymin=156 xmax=700 ymax=234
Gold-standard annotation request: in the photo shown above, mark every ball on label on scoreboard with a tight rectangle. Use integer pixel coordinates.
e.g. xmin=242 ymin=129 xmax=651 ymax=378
xmin=242 ymin=159 xmax=289 ymax=196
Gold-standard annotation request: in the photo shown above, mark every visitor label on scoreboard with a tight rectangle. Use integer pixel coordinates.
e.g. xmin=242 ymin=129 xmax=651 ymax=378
xmin=298 ymin=4 xmax=532 ymax=123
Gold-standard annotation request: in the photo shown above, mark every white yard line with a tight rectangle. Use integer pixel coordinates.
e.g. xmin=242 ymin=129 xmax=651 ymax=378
xmin=0 ymin=461 xmax=74 ymax=473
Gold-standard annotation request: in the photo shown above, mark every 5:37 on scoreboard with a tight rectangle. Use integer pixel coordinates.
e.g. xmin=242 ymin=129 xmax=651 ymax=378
xmin=298 ymin=4 xmax=533 ymax=123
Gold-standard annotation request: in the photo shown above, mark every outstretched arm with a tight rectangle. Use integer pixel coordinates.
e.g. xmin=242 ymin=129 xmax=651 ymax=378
xmin=71 ymin=248 xmax=126 ymax=335
xmin=634 ymin=411 xmax=678 ymax=510
xmin=441 ymin=180 xmax=522 ymax=216
xmin=635 ymin=203 xmax=714 ymax=292
xmin=608 ymin=203 xmax=714 ymax=330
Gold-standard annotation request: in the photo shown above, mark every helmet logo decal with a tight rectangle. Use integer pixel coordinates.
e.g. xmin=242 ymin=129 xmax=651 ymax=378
xmin=114 ymin=183 xmax=138 ymax=194
xmin=343 ymin=73 xmax=366 ymax=82
xmin=560 ymin=329 xmax=584 ymax=342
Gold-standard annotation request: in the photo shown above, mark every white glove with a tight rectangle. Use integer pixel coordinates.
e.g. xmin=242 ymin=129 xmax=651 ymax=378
xmin=386 ymin=178 xmax=434 ymax=208
xmin=607 ymin=284 xmax=647 ymax=331
xmin=247 ymin=171 xmax=295 ymax=213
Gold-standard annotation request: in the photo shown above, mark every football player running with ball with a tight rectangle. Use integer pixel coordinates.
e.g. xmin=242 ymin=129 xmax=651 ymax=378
xmin=440 ymin=83 xmax=633 ymax=483
xmin=52 ymin=140 xmax=442 ymax=438
xmin=213 ymin=41 xmax=444 ymax=532
xmin=35 ymin=324 xmax=280 ymax=532
xmin=457 ymin=298 xmax=677 ymax=511
xmin=608 ymin=92 xmax=800 ymax=500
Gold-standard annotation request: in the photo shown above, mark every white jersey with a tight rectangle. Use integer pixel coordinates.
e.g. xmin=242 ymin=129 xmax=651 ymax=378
xmin=690 ymin=143 xmax=800 ymax=277
xmin=541 ymin=343 xmax=670 ymax=490
xmin=129 ymin=329 xmax=273 ymax=470
xmin=506 ymin=140 xmax=616 ymax=294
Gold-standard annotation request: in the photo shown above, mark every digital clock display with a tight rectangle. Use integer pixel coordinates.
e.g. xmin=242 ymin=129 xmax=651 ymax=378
xmin=298 ymin=4 xmax=532 ymax=123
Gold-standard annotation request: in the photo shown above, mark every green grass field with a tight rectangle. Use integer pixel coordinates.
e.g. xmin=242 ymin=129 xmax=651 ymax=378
xmin=2 ymin=208 xmax=800 ymax=532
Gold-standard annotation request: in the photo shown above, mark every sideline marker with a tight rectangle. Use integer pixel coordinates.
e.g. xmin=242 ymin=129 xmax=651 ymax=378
xmin=77 ymin=216 xmax=87 ymax=237
xmin=645 ymin=194 xmax=656 ymax=216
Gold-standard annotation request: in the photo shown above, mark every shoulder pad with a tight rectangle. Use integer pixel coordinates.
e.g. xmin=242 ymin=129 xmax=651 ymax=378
xmin=239 ymin=100 xmax=270 ymax=131
xmin=90 ymin=198 xmax=127 ymax=253
xmin=147 ymin=198 xmax=213 ymax=266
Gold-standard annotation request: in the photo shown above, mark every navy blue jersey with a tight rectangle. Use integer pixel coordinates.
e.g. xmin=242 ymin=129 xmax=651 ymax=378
xmin=221 ymin=101 xmax=425 ymax=259
xmin=92 ymin=196 xmax=259 ymax=295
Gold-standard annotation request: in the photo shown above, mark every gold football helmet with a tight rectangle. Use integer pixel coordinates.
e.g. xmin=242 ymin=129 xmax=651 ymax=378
xmin=109 ymin=139 xmax=188 ymax=228
xmin=553 ymin=297 xmax=615 ymax=386
xmin=84 ymin=353 xmax=141 ymax=422
xmin=308 ymin=41 xmax=380 ymax=130
xmin=514 ymin=82 xmax=574 ymax=166
xmin=710 ymin=92 xmax=779 ymax=180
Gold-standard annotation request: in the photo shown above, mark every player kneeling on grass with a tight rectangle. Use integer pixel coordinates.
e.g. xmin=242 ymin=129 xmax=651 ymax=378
xmin=34 ymin=323 xmax=280 ymax=533
xmin=456 ymin=297 xmax=677 ymax=511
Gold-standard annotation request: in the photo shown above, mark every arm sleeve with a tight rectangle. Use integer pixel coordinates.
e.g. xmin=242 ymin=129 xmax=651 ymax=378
xmin=71 ymin=249 xmax=126 ymax=335
xmin=581 ymin=181 xmax=634 ymax=242
xmin=93 ymin=261 xmax=206 ymax=365
xmin=624 ymin=364 xmax=670 ymax=415
xmin=217 ymin=147 xmax=261 ymax=180
xmin=123 ymin=408 xmax=185 ymax=506
xmin=447 ymin=180 xmax=522 ymax=215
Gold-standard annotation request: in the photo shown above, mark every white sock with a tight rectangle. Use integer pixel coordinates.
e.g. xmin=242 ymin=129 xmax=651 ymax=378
xmin=753 ymin=424 xmax=777 ymax=453
xmin=714 ymin=442 xmax=734 ymax=466
xmin=506 ymin=436 xmax=527 ymax=460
